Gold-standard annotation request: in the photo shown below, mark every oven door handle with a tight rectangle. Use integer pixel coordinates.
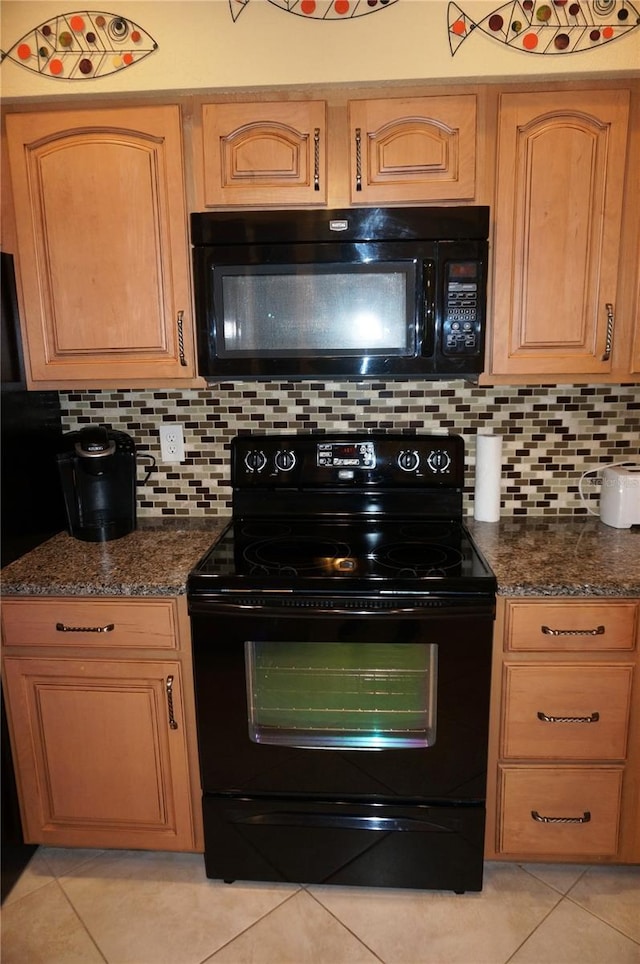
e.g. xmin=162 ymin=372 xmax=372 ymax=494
xmin=231 ymin=811 xmax=454 ymax=833
xmin=189 ymin=599 xmax=486 ymax=616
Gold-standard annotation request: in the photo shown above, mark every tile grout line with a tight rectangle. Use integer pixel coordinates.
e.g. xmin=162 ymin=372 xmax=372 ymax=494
xmin=562 ymin=892 xmax=640 ymax=948
xmin=303 ymin=885 xmax=388 ymax=964
xmin=194 ymin=886 xmax=304 ymax=964
xmin=54 ymin=877 xmax=110 ymax=964
xmin=502 ymin=891 xmax=567 ymax=964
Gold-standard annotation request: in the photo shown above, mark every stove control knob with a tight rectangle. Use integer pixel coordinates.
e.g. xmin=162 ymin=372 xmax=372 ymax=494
xmin=274 ymin=449 xmax=296 ymax=472
xmin=244 ymin=449 xmax=267 ymax=473
xmin=427 ymin=450 xmax=452 ymax=473
xmin=398 ymin=449 xmax=420 ymax=473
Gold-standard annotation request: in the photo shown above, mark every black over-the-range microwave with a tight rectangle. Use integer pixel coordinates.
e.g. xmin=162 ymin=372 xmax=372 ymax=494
xmin=190 ymin=206 xmax=489 ymax=381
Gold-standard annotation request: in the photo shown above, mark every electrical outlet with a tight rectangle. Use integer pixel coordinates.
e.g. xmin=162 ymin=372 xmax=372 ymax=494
xmin=158 ymin=423 xmax=185 ymax=463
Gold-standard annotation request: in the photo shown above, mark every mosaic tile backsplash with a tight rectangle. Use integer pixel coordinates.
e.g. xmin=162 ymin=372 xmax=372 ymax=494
xmin=60 ymin=382 xmax=640 ymax=519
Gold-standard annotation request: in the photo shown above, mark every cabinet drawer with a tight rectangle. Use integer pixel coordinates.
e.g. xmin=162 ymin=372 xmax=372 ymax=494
xmin=505 ymin=601 xmax=637 ymax=652
xmin=502 ymin=663 xmax=633 ymax=760
xmin=1 ymin=598 xmax=178 ymax=651
xmin=498 ymin=766 xmax=622 ymax=857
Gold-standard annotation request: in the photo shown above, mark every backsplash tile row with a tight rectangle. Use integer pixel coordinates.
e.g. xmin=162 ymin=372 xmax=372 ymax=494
xmin=60 ymin=382 xmax=640 ymax=518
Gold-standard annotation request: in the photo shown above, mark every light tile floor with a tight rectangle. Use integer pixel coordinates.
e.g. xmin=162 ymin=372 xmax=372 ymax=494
xmin=1 ymin=848 xmax=639 ymax=964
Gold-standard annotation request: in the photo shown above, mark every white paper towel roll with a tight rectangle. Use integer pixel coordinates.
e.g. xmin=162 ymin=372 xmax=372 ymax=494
xmin=474 ymin=434 xmax=503 ymax=522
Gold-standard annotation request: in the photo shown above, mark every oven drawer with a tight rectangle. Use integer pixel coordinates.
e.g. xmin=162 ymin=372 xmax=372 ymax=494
xmin=505 ymin=601 xmax=637 ymax=652
xmin=203 ymin=795 xmax=486 ymax=891
xmin=497 ymin=766 xmax=623 ymax=857
xmin=501 ymin=664 xmax=633 ymax=760
xmin=1 ymin=597 xmax=178 ymax=651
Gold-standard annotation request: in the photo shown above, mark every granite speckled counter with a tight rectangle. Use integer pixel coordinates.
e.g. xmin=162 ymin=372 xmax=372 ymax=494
xmin=469 ymin=517 xmax=640 ymax=597
xmin=1 ymin=516 xmax=638 ymax=598
xmin=0 ymin=518 xmax=229 ymax=597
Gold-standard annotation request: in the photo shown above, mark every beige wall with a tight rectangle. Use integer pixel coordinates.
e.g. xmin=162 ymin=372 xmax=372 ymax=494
xmin=1 ymin=0 xmax=639 ymax=101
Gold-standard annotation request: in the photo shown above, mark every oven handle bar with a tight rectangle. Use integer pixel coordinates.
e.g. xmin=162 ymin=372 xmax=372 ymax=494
xmin=189 ymin=597 xmax=494 ymax=616
xmin=231 ymin=811 xmax=455 ymax=833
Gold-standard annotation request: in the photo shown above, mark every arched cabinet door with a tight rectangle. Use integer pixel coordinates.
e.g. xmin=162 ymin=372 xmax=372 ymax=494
xmin=490 ymin=89 xmax=630 ymax=377
xmin=201 ymin=101 xmax=327 ymax=207
xmin=348 ymin=95 xmax=477 ymax=204
xmin=6 ymin=105 xmax=196 ymax=387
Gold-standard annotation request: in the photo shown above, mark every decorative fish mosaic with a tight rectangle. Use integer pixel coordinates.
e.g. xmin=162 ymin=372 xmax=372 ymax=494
xmin=448 ymin=0 xmax=640 ymax=54
xmin=229 ymin=0 xmax=398 ymax=21
xmin=0 ymin=11 xmax=157 ymax=79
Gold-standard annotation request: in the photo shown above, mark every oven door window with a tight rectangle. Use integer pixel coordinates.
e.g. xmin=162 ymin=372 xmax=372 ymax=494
xmin=245 ymin=641 xmax=437 ymax=750
xmin=214 ymin=262 xmax=416 ymax=358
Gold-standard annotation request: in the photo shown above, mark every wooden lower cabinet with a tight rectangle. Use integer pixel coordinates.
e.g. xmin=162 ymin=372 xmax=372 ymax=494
xmin=1 ymin=596 xmax=203 ymax=852
xmin=498 ymin=766 xmax=624 ymax=858
xmin=486 ymin=597 xmax=640 ymax=863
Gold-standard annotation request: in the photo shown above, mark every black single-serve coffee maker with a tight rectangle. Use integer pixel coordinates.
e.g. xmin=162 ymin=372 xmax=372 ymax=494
xmin=57 ymin=426 xmax=139 ymax=542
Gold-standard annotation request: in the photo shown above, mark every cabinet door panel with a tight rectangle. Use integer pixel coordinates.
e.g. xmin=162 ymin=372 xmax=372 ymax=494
xmin=1 ymin=597 xmax=178 ymax=650
xmin=491 ymin=89 xmax=629 ymax=375
xmin=505 ymin=600 xmax=638 ymax=652
xmin=2 ymin=656 xmax=196 ymax=850
xmin=202 ymin=101 xmax=327 ymax=206
xmin=348 ymin=95 xmax=476 ymax=204
xmin=498 ymin=766 xmax=622 ymax=857
xmin=502 ymin=663 xmax=633 ymax=760
xmin=6 ymin=106 xmax=195 ymax=384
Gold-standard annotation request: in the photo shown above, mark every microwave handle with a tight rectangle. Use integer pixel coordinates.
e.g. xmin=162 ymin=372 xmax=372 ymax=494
xmin=425 ymin=261 xmax=435 ymax=324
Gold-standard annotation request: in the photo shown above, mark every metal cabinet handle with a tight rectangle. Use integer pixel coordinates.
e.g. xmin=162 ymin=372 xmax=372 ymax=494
xmin=313 ymin=128 xmax=320 ymax=191
xmin=176 ymin=310 xmax=188 ymax=367
xmin=602 ymin=303 xmax=614 ymax=361
xmin=355 ymin=127 xmax=362 ymax=192
xmin=531 ymin=810 xmax=591 ymax=825
xmin=541 ymin=625 xmax=605 ymax=637
xmin=166 ymin=675 xmax=179 ymax=730
xmin=537 ymin=710 xmax=599 ymax=724
xmin=56 ymin=622 xmax=114 ymax=634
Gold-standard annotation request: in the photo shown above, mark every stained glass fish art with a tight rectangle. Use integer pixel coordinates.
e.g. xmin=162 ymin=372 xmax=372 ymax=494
xmin=449 ymin=0 xmax=640 ymax=55
xmin=229 ymin=0 xmax=398 ymax=21
xmin=1 ymin=10 xmax=158 ymax=79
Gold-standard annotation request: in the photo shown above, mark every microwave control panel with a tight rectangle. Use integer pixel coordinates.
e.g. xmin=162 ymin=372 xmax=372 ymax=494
xmin=442 ymin=262 xmax=481 ymax=356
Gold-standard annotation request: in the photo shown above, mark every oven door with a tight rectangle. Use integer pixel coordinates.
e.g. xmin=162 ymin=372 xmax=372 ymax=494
xmin=189 ymin=597 xmax=493 ymax=802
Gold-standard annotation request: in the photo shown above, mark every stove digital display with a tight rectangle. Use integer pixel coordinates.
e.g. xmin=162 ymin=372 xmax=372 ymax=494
xmin=317 ymin=441 xmax=376 ymax=469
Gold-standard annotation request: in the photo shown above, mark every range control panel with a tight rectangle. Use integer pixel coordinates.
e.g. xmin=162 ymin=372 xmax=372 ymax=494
xmin=231 ymin=433 xmax=464 ymax=488
xmin=442 ymin=261 xmax=482 ymax=356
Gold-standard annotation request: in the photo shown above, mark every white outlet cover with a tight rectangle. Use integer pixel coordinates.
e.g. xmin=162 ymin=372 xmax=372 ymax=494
xmin=158 ymin=423 xmax=185 ymax=463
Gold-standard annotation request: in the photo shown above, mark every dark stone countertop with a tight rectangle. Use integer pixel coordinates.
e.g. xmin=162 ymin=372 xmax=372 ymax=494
xmin=1 ymin=516 xmax=638 ymax=599
xmin=0 ymin=518 xmax=229 ymax=597
xmin=468 ymin=517 xmax=640 ymax=597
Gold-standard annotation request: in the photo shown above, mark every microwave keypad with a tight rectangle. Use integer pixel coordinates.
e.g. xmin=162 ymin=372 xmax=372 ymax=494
xmin=443 ymin=281 xmax=479 ymax=355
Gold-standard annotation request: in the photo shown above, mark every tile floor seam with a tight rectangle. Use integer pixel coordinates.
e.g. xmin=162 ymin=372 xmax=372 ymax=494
xmin=195 ymin=887 xmax=304 ymax=964
xmin=502 ymin=891 xmax=567 ymax=964
xmin=517 ymin=863 xmax=589 ymax=896
xmin=562 ymin=892 xmax=640 ymax=947
xmin=303 ymin=887 xmax=388 ymax=964
xmin=54 ymin=877 xmax=110 ymax=964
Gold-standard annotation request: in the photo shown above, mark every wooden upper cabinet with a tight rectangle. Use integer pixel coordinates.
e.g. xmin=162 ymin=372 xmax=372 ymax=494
xmin=202 ymin=101 xmax=327 ymax=207
xmin=489 ymin=89 xmax=630 ymax=377
xmin=6 ymin=105 xmax=196 ymax=387
xmin=347 ymin=95 xmax=477 ymax=204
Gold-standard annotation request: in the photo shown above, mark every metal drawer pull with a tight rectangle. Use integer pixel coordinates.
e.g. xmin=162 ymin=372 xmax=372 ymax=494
xmin=602 ymin=303 xmax=614 ymax=361
xmin=355 ymin=127 xmax=362 ymax=191
xmin=313 ymin=128 xmax=320 ymax=191
xmin=56 ymin=622 xmax=115 ymax=634
xmin=541 ymin=625 xmax=605 ymax=637
xmin=531 ymin=810 xmax=591 ymax=825
xmin=537 ymin=710 xmax=600 ymax=724
xmin=166 ymin=675 xmax=179 ymax=730
xmin=176 ymin=310 xmax=188 ymax=366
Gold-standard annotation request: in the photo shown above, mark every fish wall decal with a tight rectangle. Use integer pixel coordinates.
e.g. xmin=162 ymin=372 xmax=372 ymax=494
xmin=1 ymin=10 xmax=157 ymax=79
xmin=449 ymin=0 xmax=640 ymax=55
xmin=229 ymin=0 xmax=398 ymax=21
